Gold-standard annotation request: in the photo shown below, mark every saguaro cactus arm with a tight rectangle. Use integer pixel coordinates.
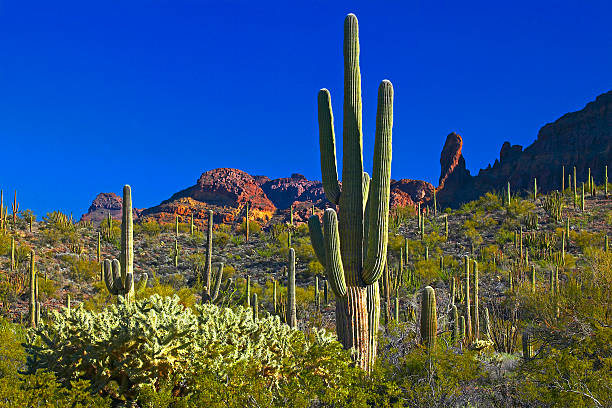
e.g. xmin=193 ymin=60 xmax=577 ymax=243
xmin=318 ymin=89 xmax=341 ymax=205
xmin=362 ymin=80 xmax=393 ymax=285
xmin=322 ymin=209 xmax=347 ymax=298
xmin=307 ymin=215 xmax=327 ymax=269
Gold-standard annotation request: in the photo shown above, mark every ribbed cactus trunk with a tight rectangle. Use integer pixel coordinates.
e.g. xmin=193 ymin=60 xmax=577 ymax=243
xmin=307 ymin=14 xmax=392 ymax=371
xmin=287 ymin=248 xmax=297 ymax=328
xmin=120 ymin=185 xmax=135 ymax=302
xmin=420 ymin=287 xmax=437 ymax=351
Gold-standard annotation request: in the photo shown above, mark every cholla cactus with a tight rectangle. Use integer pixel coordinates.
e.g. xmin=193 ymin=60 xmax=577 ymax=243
xmin=24 ymin=294 xmax=342 ymax=403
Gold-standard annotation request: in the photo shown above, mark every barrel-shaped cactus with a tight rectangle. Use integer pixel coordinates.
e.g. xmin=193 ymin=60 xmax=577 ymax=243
xmin=307 ymin=13 xmax=392 ymax=371
xmin=420 ymin=286 xmax=437 ymax=350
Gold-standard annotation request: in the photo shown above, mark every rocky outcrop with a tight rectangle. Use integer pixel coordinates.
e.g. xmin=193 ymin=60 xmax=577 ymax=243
xmin=389 ymin=179 xmax=435 ymax=209
xmin=437 ymin=90 xmax=612 ymax=207
xmin=260 ymin=173 xmax=325 ymax=210
xmin=141 ymin=168 xmax=276 ymax=225
xmin=80 ymin=193 xmax=142 ymax=224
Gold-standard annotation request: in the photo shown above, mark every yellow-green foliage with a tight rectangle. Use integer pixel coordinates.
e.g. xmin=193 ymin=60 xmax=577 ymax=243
xmin=63 ymin=256 xmax=100 ymax=283
xmin=37 ymin=277 xmax=57 ymax=301
xmin=138 ymin=219 xmax=162 ymax=236
xmin=213 ymin=231 xmax=231 ymax=249
xmin=238 ymin=220 xmax=262 ymax=236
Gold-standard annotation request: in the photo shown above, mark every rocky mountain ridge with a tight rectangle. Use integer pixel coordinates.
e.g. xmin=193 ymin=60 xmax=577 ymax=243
xmin=82 ymin=89 xmax=612 ymax=222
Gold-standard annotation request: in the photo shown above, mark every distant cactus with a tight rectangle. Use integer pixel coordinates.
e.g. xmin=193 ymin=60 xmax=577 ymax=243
xmin=204 ymin=210 xmax=214 ymax=298
xmin=12 ymin=190 xmax=19 ymax=226
xmin=581 ymin=183 xmax=585 ymax=212
xmin=245 ymin=202 xmax=250 ymax=242
xmin=174 ymin=238 xmax=179 ymax=267
xmin=420 ymin=286 xmax=437 ymax=350
xmin=246 ymin=276 xmax=251 ymax=307
xmin=314 ymin=275 xmax=320 ymax=311
xmin=444 ymin=214 xmax=449 ymax=237
xmin=97 ymin=231 xmax=101 ymax=262
xmin=394 ymin=296 xmax=399 ymax=322
xmin=531 ymin=265 xmax=536 ymax=293
xmin=473 ymin=260 xmax=479 ymax=340
xmin=252 ymin=293 xmax=258 ymax=320
xmin=464 ymin=256 xmax=472 ymax=341
xmin=190 ymin=213 xmax=194 ymax=235
xmin=483 ymin=307 xmax=492 ymax=341
xmin=10 ymin=236 xmax=15 ymax=271
xmin=29 ymin=250 xmax=36 ymax=327
xmin=287 ymin=248 xmax=297 ymax=328
xmin=175 ymin=214 xmax=179 ymax=236
xmin=450 ymin=304 xmax=459 ymax=344
xmin=533 ymin=178 xmax=537 ymax=201
xmin=605 ymin=165 xmax=608 ymax=198
xmin=459 ymin=316 xmax=466 ymax=342
xmin=433 ymin=189 xmax=437 ymax=216
xmin=523 ymin=330 xmax=533 ymax=360
xmin=506 ymin=181 xmax=511 ymax=206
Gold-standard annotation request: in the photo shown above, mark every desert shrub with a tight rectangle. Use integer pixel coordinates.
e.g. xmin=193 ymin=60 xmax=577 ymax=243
xmin=64 ymin=256 xmax=100 ymax=283
xmin=516 ymin=323 xmax=612 ymax=408
xmin=139 ymin=219 xmax=162 ymax=236
xmin=383 ymin=344 xmax=486 ymax=406
xmin=24 ymin=295 xmax=346 ymax=406
xmin=37 ymin=277 xmax=58 ymax=301
xmin=213 ymin=231 xmax=230 ymax=249
xmin=237 ymin=220 xmax=261 ymax=236
xmin=307 ymin=259 xmax=324 ymax=276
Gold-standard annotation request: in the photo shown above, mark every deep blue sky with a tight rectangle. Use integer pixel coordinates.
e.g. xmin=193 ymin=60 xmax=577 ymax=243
xmin=1 ymin=1 xmax=610 ymax=217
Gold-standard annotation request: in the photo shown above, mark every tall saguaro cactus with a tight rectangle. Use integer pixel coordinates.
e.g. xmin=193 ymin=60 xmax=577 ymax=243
xmin=308 ymin=13 xmax=392 ymax=371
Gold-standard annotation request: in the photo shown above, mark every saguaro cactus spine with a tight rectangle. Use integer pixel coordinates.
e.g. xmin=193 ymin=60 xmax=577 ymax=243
xmin=119 ymin=185 xmax=135 ymax=301
xmin=420 ymin=286 xmax=437 ymax=350
xmin=307 ymin=14 xmax=392 ymax=371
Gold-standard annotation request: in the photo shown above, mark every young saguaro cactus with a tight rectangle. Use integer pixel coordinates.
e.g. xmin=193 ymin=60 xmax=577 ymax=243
xmin=307 ymin=14 xmax=392 ymax=371
xmin=420 ymin=286 xmax=437 ymax=350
